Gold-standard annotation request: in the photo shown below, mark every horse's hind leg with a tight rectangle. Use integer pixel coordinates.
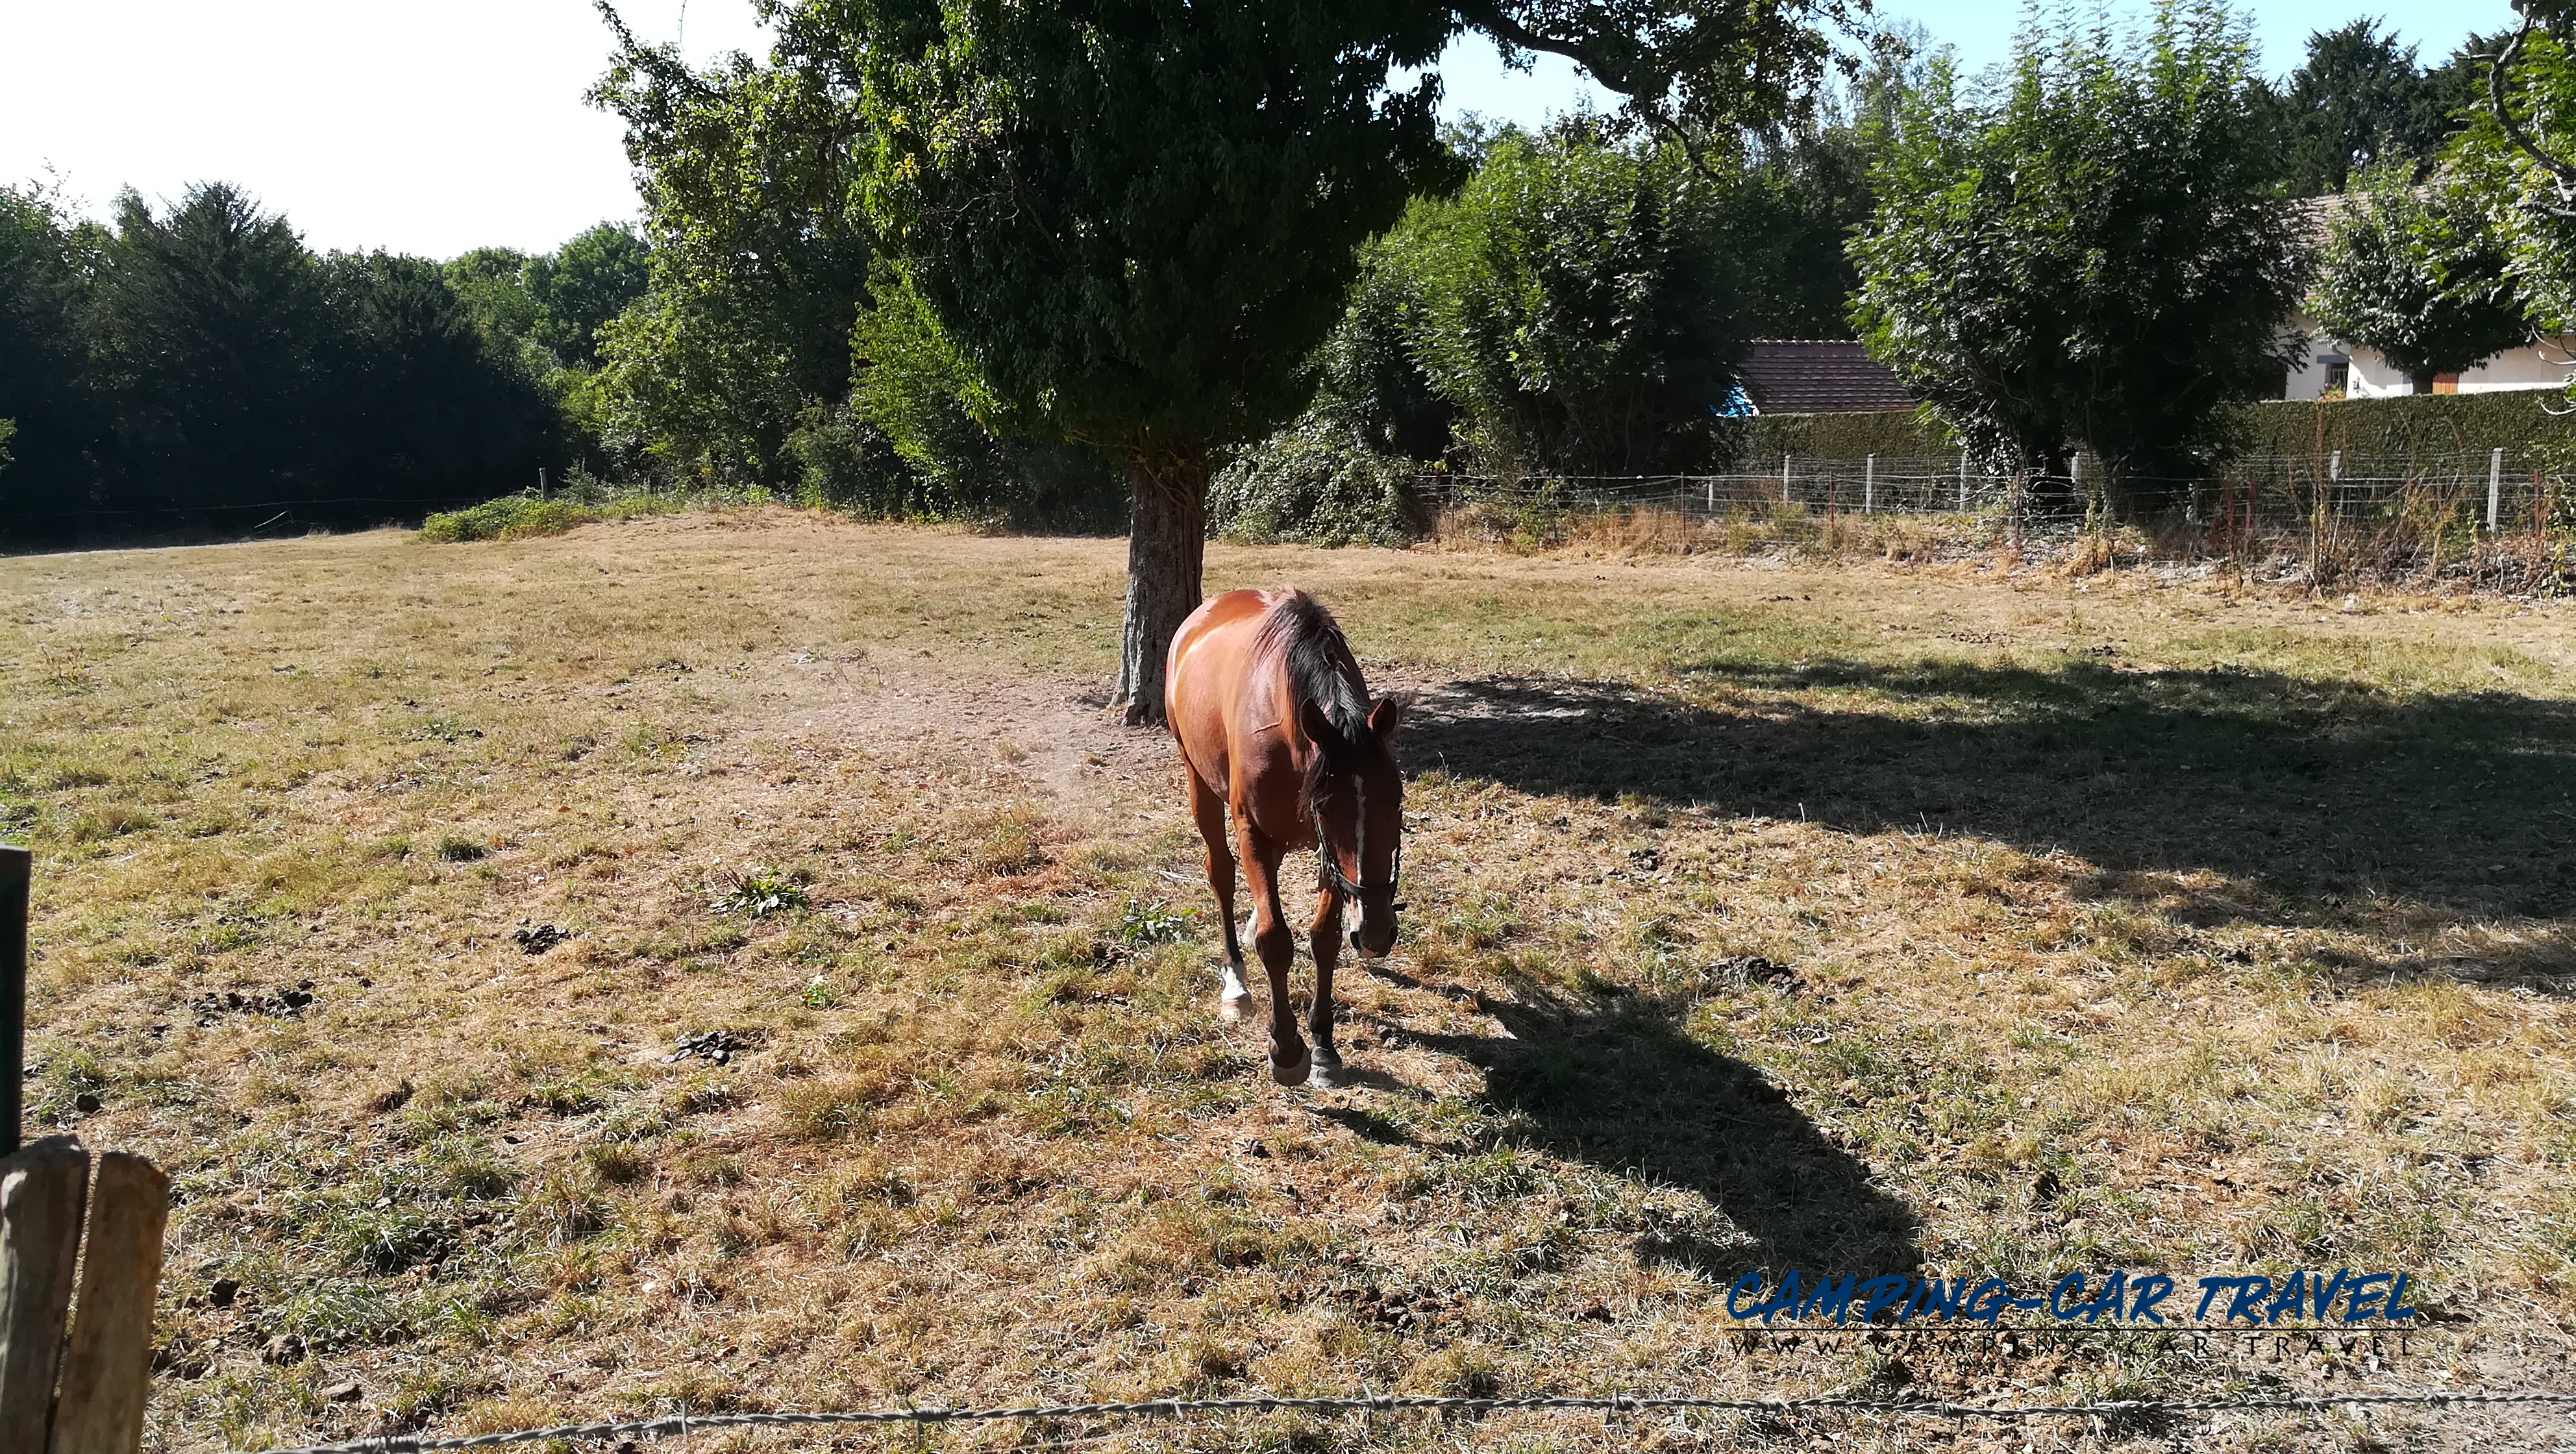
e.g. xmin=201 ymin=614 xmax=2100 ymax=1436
xmin=1305 ymin=888 xmax=1346 ymax=1088
xmin=1189 ymin=772 xmax=1250 ymax=1018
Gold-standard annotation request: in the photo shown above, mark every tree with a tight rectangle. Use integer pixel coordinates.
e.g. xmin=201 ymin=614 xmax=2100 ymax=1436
xmin=524 ymin=223 xmax=651 ymax=368
xmin=2309 ymin=167 xmax=2529 ymax=393
xmin=316 ymin=251 xmax=565 ymax=504
xmin=1400 ymin=121 xmax=1743 ymax=476
xmin=592 ymin=18 xmax=874 ymax=487
xmin=2447 ymin=16 xmax=2576 ymax=338
xmin=837 ymin=1 xmax=1461 ymax=721
xmin=0 ymin=185 xmax=102 ymax=530
xmin=822 ymin=0 xmax=1839 ymax=721
xmin=444 ymin=246 xmax=541 ymax=348
xmin=1849 ymin=0 xmax=2305 ymax=517
xmin=88 ymin=184 xmax=337 ymax=519
xmin=1716 ymin=22 xmax=1944 ymax=339
xmin=2262 ymin=19 xmax=2462 ymax=196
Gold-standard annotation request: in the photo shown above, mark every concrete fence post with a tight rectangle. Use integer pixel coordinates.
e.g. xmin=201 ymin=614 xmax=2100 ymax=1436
xmin=1864 ymin=454 xmax=1876 ymax=514
xmin=1958 ymin=450 xmax=1970 ymax=511
xmin=2490 ymin=447 xmax=2505 ymax=532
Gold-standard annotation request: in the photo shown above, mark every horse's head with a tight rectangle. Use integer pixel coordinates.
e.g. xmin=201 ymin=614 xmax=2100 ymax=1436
xmin=1301 ymin=694 xmax=1408 ymax=960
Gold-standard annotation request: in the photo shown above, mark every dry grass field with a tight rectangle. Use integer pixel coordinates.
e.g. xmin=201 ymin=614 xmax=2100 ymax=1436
xmin=5 ymin=508 xmax=2575 ymax=1454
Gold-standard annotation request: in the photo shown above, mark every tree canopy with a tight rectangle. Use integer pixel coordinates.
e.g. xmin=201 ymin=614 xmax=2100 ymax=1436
xmin=2308 ymin=167 xmax=2528 ymax=391
xmin=0 ymin=182 xmax=569 ymax=549
xmin=1850 ymin=0 xmax=2304 ymax=517
xmin=2261 ymin=19 xmax=2483 ymax=196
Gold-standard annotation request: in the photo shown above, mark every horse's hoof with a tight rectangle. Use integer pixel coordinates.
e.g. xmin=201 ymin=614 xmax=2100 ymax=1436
xmin=1217 ymin=991 xmax=1250 ymax=1023
xmin=1270 ymin=1054 xmax=1311 ymax=1087
xmin=1306 ymin=1059 xmax=1346 ymax=1089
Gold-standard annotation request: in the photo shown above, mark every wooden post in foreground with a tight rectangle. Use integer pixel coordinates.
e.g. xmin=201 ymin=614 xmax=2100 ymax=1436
xmin=0 ymin=857 xmax=171 ymax=1454
xmin=1 ymin=844 xmax=28 ymax=1154
xmin=49 ymin=1155 xmax=168 ymax=1454
xmin=0 ymin=1139 xmax=88 ymax=1454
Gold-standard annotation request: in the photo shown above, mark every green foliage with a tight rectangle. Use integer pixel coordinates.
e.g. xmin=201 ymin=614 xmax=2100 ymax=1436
xmin=1398 ymin=121 xmax=1745 ymax=476
xmin=847 ymin=0 xmax=1461 ymax=465
xmin=0 ymin=182 xmax=564 ymax=548
xmin=708 ymin=869 xmax=811 ymax=920
xmin=443 ymin=247 xmax=541 ymax=349
xmin=2234 ymin=392 xmax=2575 ymax=462
xmin=523 ymin=224 xmax=650 ymax=369
xmin=1850 ymin=0 xmax=2305 ymax=515
xmin=836 ymin=267 xmax=1125 ymax=528
xmin=2309 ymin=167 xmax=2531 ymax=391
xmin=1113 ymin=898 xmax=1195 ymax=948
xmin=1742 ymin=408 xmax=1957 ymax=462
xmin=2449 ymin=24 xmax=2576 ymax=336
xmin=2259 ymin=19 xmax=2485 ymax=197
xmin=591 ymin=29 xmax=874 ymax=489
xmin=1714 ymin=23 xmax=1945 ymax=341
xmin=0 ymin=184 xmax=100 ymax=517
xmin=1309 ymin=238 xmax=1456 ymax=463
xmin=1208 ymin=416 xmax=1424 ymax=546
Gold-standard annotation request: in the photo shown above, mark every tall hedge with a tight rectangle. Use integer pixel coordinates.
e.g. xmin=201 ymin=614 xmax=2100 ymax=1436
xmin=2232 ymin=393 xmax=2574 ymax=462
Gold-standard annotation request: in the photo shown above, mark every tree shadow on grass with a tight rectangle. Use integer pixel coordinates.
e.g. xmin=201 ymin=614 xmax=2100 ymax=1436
xmin=1406 ymin=659 xmax=2576 ymax=962
xmin=1392 ymin=979 xmax=1922 ymax=1284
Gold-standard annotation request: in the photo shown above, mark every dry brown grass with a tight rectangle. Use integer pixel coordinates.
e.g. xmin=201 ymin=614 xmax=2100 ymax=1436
xmin=5 ymin=508 xmax=2575 ymax=1454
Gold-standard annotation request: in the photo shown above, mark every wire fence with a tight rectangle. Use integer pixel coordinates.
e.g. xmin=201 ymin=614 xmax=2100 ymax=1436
xmin=1413 ymin=448 xmax=2568 ymax=532
xmin=247 ymin=1386 xmax=2576 ymax=1454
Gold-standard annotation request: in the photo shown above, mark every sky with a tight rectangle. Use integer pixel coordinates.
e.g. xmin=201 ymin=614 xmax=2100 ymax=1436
xmin=0 ymin=0 xmax=2526 ymax=261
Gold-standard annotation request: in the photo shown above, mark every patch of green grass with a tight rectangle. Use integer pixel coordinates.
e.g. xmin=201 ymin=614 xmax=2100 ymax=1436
xmin=706 ymin=868 xmax=810 ymax=918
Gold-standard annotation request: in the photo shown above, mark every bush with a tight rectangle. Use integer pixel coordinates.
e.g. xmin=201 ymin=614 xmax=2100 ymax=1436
xmin=418 ymin=478 xmax=689 ymax=543
xmin=1208 ymin=417 xmax=1426 ymax=547
xmin=418 ymin=496 xmax=593 ymax=543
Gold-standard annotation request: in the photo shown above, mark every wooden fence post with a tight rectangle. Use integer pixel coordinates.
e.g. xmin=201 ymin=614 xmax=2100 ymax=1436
xmin=49 ymin=1155 xmax=167 ymax=1454
xmin=0 ymin=1139 xmax=88 ymax=1454
xmin=1 ymin=844 xmax=26 ymax=1153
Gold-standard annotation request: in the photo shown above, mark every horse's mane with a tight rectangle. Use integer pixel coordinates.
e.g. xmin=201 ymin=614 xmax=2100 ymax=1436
xmin=1254 ymin=588 xmax=1373 ymax=750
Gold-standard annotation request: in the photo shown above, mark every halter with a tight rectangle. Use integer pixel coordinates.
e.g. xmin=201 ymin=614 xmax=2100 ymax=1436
xmin=1312 ymin=769 xmax=1403 ymax=907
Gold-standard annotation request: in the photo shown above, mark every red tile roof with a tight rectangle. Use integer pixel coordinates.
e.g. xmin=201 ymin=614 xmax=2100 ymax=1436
xmin=1739 ymin=340 xmax=1914 ymax=413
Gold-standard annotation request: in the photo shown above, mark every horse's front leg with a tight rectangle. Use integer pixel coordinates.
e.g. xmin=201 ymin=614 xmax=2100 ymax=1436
xmin=1189 ymin=772 xmax=1250 ymax=1018
xmin=1236 ymin=823 xmax=1308 ymax=1086
xmin=1305 ymin=885 xmax=1346 ymax=1088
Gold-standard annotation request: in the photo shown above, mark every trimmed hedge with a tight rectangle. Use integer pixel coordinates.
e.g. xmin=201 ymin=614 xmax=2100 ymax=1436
xmin=1742 ymin=409 xmax=1957 ymax=462
xmin=1748 ymin=391 xmax=2576 ymax=466
xmin=2234 ymin=392 xmax=2576 ymax=462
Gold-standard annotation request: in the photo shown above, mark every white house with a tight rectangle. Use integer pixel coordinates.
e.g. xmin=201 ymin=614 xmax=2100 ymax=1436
xmin=2279 ymin=191 xmax=2575 ymax=400
xmin=2279 ymin=313 xmax=2576 ymax=400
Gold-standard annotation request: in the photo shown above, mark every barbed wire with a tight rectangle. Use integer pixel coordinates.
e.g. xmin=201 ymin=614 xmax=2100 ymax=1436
xmin=246 ymin=1386 xmax=2576 ymax=1454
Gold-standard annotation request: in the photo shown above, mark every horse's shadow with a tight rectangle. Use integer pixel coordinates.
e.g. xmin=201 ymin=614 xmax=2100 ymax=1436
xmin=1387 ymin=980 xmax=1921 ymax=1283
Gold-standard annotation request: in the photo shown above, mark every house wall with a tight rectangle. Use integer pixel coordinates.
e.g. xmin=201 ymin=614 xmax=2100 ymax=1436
xmin=2282 ymin=313 xmax=2573 ymax=399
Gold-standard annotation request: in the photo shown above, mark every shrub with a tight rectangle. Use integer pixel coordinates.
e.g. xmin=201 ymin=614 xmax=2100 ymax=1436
xmin=418 ymin=495 xmax=593 ymax=543
xmin=1209 ymin=417 xmax=1425 ymax=547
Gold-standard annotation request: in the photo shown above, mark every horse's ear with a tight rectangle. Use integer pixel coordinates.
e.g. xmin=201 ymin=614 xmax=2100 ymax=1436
xmin=1367 ymin=693 xmax=1410 ymax=739
xmin=1300 ymin=700 xmax=1348 ymax=758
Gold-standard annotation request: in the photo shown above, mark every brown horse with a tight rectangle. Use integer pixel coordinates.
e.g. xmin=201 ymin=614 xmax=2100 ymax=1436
xmin=1166 ymin=589 xmax=1406 ymax=1087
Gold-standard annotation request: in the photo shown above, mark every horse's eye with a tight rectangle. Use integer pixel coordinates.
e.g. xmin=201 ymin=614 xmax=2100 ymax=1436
xmin=1389 ymin=902 xmax=1408 ymax=913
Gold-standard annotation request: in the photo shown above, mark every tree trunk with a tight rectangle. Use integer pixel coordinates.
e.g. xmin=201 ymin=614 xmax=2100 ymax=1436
xmin=1113 ymin=441 xmax=1210 ymax=726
